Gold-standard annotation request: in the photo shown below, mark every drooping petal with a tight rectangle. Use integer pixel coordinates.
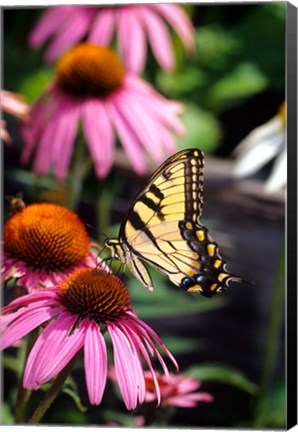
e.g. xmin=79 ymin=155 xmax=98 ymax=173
xmin=88 ymin=7 xmax=115 ymax=45
xmin=123 ymin=321 xmax=161 ymax=406
xmin=117 ymin=8 xmax=147 ymax=74
xmin=124 ymin=75 xmax=185 ymax=135
xmin=112 ymin=90 xmax=165 ymax=162
xmin=51 ymin=95 xmax=79 ymax=180
xmin=39 ymin=323 xmax=85 ymax=384
xmin=82 ymin=99 xmax=114 ymax=178
xmin=21 ymin=89 xmax=53 ymax=163
xmin=44 ymin=7 xmax=96 ymax=63
xmin=32 ymin=92 xmax=77 ymax=178
xmin=83 ymin=319 xmax=107 ymax=405
xmin=108 ymin=322 xmax=139 ymax=410
xmin=166 ymin=392 xmax=213 ymax=407
xmin=107 ymin=97 xmax=147 ymax=175
xmin=117 ymin=321 xmax=146 ymax=404
xmin=23 ymin=312 xmax=78 ymax=388
xmin=153 ymin=4 xmax=195 ymax=54
xmin=1 ymin=290 xmax=58 ymax=315
xmin=28 ymin=6 xmax=75 ymax=48
xmin=138 ymin=6 xmax=175 ymax=71
xmin=1 ymin=306 xmax=60 ymax=351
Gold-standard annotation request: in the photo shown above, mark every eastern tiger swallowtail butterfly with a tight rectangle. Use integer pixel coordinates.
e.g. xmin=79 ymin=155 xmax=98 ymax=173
xmin=105 ymin=148 xmax=245 ymax=297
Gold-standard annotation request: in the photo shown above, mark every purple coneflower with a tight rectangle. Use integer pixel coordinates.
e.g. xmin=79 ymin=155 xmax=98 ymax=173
xmin=1 ymin=268 xmax=178 ymax=409
xmin=22 ymin=43 xmax=184 ymax=180
xmin=2 ymin=202 xmax=99 ymax=292
xmin=29 ymin=5 xmax=195 ymax=73
xmin=143 ymin=371 xmax=213 ymax=407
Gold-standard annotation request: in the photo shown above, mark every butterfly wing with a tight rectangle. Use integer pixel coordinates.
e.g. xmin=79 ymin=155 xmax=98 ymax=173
xmin=117 ymin=148 xmax=243 ymax=296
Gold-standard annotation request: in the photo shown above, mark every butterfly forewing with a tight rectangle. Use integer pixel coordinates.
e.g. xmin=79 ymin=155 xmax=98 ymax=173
xmin=120 ymin=149 xmax=204 ymax=241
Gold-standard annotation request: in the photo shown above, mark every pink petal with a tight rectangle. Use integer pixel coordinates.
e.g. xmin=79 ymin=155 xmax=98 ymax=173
xmin=82 ymin=99 xmax=114 ymax=179
xmin=124 ymin=75 xmax=185 ymax=135
xmin=1 ymin=306 xmax=59 ymax=351
xmin=111 ymin=91 xmax=165 ymax=162
xmin=167 ymin=392 xmax=213 ymax=407
xmin=153 ymin=4 xmax=195 ymax=54
xmin=83 ymin=320 xmax=107 ymax=405
xmin=88 ymin=8 xmax=115 ymax=45
xmin=2 ymin=290 xmax=58 ymax=314
xmin=107 ymin=97 xmax=147 ymax=175
xmin=108 ymin=322 xmax=139 ymax=410
xmin=117 ymin=321 xmax=146 ymax=404
xmin=123 ymin=322 xmax=161 ymax=406
xmin=117 ymin=8 xmax=147 ymax=74
xmin=23 ymin=312 xmax=79 ymax=388
xmin=51 ymin=95 xmax=79 ymax=180
xmin=44 ymin=7 xmax=96 ymax=63
xmin=32 ymin=92 xmax=77 ymax=179
xmin=1 ymin=90 xmax=29 ymax=119
xmin=28 ymin=6 xmax=75 ymax=48
xmin=21 ymin=90 xmax=52 ymax=163
xmin=138 ymin=6 xmax=175 ymax=72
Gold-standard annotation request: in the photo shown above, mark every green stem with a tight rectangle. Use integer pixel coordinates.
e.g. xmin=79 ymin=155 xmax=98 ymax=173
xmin=253 ymin=241 xmax=285 ymax=427
xmin=27 ymin=354 xmax=78 ymax=424
xmin=96 ymin=180 xmax=112 ymax=244
xmin=67 ymin=132 xmax=93 ymax=211
xmin=14 ymin=329 xmax=39 ymax=423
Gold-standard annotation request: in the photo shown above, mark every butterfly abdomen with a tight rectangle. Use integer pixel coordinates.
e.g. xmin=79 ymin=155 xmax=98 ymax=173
xmin=178 ymin=220 xmax=242 ymax=296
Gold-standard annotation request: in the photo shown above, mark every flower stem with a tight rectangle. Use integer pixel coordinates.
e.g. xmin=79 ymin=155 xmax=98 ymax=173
xmin=67 ymin=131 xmax=92 ymax=211
xmin=96 ymin=173 xmax=119 ymax=244
xmin=27 ymin=354 xmax=78 ymax=424
xmin=253 ymin=240 xmax=285 ymax=427
xmin=14 ymin=328 xmax=39 ymax=423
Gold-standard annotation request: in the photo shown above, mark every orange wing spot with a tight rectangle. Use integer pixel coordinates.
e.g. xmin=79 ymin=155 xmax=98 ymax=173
xmin=196 ymin=230 xmax=205 ymax=241
xmin=210 ymin=283 xmax=218 ymax=291
xmin=207 ymin=243 xmax=216 ymax=256
xmin=218 ymin=273 xmax=229 ymax=282
xmin=187 ymin=284 xmax=202 ymax=292
xmin=185 ymin=222 xmax=192 ymax=230
xmin=214 ymin=259 xmax=222 ymax=268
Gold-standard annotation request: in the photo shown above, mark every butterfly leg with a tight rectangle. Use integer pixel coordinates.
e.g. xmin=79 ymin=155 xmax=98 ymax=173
xmin=128 ymin=255 xmax=154 ymax=291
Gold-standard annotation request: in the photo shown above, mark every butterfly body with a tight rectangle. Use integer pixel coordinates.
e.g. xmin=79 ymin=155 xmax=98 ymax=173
xmin=105 ymin=148 xmax=244 ymax=297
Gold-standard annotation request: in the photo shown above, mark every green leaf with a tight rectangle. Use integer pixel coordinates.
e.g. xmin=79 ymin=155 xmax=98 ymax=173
xmin=19 ymin=67 xmax=54 ymax=103
xmin=161 ymin=335 xmax=205 ymax=355
xmin=128 ymin=273 xmax=227 ymax=319
xmin=177 ymin=103 xmax=222 ymax=154
xmin=256 ymin=381 xmax=286 ymax=428
xmin=62 ymin=388 xmax=88 ymax=413
xmin=157 ymin=66 xmax=207 ymax=97
xmin=195 ymin=24 xmax=242 ymax=70
xmin=0 ymin=403 xmax=14 ymax=425
xmin=207 ymin=62 xmax=268 ymax=111
xmin=187 ymin=364 xmax=258 ymax=394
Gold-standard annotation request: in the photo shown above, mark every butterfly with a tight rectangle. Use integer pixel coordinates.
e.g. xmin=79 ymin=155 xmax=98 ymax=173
xmin=105 ymin=148 xmax=245 ymax=297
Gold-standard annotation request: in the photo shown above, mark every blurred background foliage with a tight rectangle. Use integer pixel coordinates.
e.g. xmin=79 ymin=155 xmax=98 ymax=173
xmin=3 ymin=2 xmax=286 ymax=429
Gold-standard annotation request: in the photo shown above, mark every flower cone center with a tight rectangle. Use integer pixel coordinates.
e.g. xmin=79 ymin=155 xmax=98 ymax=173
xmin=58 ymin=268 xmax=131 ymax=322
xmin=56 ymin=43 xmax=125 ymax=98
xmin=4 ymin=203 xmax=90 ymax=273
